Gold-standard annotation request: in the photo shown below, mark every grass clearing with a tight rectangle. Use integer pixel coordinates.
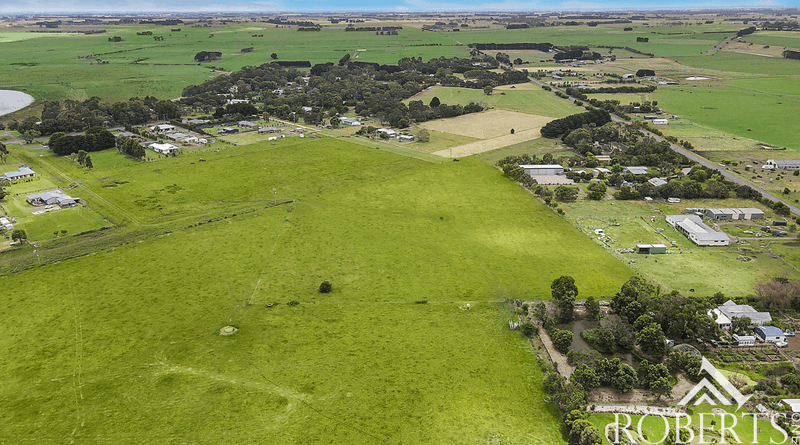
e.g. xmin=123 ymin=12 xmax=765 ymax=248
xmin=408 ymin=85 xmax=584 ymax=117
xmin=422 ymin=109 xmax=551 ymax=139
xmin=0 ymin=135 xmax=637 ymax=442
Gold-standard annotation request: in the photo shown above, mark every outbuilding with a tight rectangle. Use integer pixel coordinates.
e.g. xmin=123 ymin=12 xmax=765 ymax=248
xmin=520 ymin=164 xmax=565 ymax=176
xmin=754 ymin=326 xmax=785 ymax=343
xmin=623 ymin=166 xmax=649 ymax=175
xmin=666 ymin=214 xmax=729 ymax=246
xmin=733 ymin=334 xmax=755 ymax=347
xmin=635 ymin=244 xmax=667 ymax=254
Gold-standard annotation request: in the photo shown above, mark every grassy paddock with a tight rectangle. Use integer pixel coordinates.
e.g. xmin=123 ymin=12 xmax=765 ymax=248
xmin=0 ymin=136 xmax=636 ymax=442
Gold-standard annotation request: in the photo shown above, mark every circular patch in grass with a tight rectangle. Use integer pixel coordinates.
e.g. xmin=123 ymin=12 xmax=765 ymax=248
xmin=219 ymin=325 xmax=239 ymax=336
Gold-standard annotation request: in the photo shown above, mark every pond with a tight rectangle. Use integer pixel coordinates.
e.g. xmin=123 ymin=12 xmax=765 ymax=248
xmin=0 ymin=90 xmax=34 ymax=117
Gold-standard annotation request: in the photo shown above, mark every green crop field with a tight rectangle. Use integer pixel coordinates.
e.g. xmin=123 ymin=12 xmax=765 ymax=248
xmin=407 ymin=84 xmax=584 ymax=117
xmin=0 ymin=136 xmax=635 ymax=443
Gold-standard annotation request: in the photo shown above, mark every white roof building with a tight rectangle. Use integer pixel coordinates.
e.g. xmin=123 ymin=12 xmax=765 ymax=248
xmin=708 ymin=308 xmax=732 ymax=330
xmin=716 ymin=300 xmax=772 ymax=326
xmin=151 ymin=142 xmax=179 ymax=154
xmin=767 ymin=159 xmax=800 ymax=170
xmin=520 ymin=165 xmax=565 ymax=176
xmin=648 ymin=178 xmax=668 ymax=188
xmin=666 ymin=214 xmax=729 ymax=246
xmin=623 ymin=166 xmax=649 ymax=175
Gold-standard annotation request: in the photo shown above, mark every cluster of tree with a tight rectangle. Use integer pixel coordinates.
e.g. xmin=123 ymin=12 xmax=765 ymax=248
xmin=181 ymin=57 xmax=506 ymax=130
xmin=573 ymin=85 xmax=657 ymax=95
xmin=737 ymin=26 xmax=757 ymax=37
xmin=540 ymin=109 xmax=611 ymax=138
xmin=75 ymin=150 xmax=94 ymax=169
xmin=759 ymin=20 xmax=799 ymax=30
xmin=6 ymin=96 xmax=172 ymax=137
xmin=611 ymin=276 xmax=719 ymax=342
xmin=783 ymin=50 xmax=800 ymax=61
xmin=636 ymin=37 xmax=649 ymax=42
xmin=194 ymin=51 xmax=222 ymax=62
xmin=272 ymin=61 xmax=312 ymax=68
xmin=297 ymin=27 xmax=321 ymax=31
xmin=636 ymin=69 xmax=655 ymax=77
xmin=553 ymin=50 xmax=602 ymax=61
xmin=505 ymin=23 xmax=529 ymax=29
xmin=48 ymin=127 xmax=116 ymax=156
xmin=108 ymin=36 xmax=123 ymax=42
xmin=116 ymin=136 xmax=146 ymax=160
xmin=213 ymin=102 xmax=259 ymax=119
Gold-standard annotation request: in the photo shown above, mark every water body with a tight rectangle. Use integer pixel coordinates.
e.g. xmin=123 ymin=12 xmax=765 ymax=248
xmin=0 ymin=90 xmax=34 ymax=117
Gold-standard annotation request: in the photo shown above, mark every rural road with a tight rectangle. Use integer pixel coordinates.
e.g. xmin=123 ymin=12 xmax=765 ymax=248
xmin=528 ymin=76 xmax=800 ymax=217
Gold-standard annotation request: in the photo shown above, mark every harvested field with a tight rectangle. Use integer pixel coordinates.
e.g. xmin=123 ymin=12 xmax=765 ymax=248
xmin=432 ymin=128 xmax=543 ymax=157
xmin=422 ymin=110 xmax=552 ymax=139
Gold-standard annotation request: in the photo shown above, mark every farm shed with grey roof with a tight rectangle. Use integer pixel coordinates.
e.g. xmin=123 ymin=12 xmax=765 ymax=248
xmin=716 ymin=300 xmax=772 ymax=326
xmin=767 ymin=159 xmax=800 ymax=170
xmin=666 ymin=214 xmax=729 ymax=246
xmin=26 ymin=189 xmax=76 ymax=207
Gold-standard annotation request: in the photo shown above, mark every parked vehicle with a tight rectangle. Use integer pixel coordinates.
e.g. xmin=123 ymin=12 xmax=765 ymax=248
xmin=776 ymin=341 xmax=789 ymax=348
xmin=785 ymin=332 xmax=796 ymax=337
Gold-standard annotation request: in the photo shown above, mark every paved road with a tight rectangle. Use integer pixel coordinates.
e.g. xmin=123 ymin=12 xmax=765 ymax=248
xmin=529 ymin=76 xmax=800 ymax=217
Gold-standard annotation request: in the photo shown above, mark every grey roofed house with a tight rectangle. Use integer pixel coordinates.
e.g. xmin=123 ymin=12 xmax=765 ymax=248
xmin=117 ymin=131 xmax=138 ymax=138
xmin=186 ymin=119 xmax=210 ymax=125
xmin=2 ymin=165 xmax=35 ymax=181
xmin=26 ymin=189 xmax=76 ymax=207
xmin=716 ymin=299 xmax=772 ymax=326
xmin=665 ymin=214 xmax=729 ymax=246
xmin=623 ymin=166 xmax=649 ymax=175
xmin=767 ymin=159 xmax=800 ymax=170
xmin=592 ymin=167 xmax=611 ymax=177
xmin=166 ymin=132 xmax=188 ymax=141
xmin=238 ymin=120 xmax=259 ymax=129
xmin=648 ymin=177 xmax=668 ymax=188
xmin=258 ymin=126 xmax=281 ymax=133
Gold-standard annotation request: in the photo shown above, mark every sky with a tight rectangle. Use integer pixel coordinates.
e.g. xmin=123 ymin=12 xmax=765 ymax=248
xmin=0 ymin=0 xmax=795 ymax=13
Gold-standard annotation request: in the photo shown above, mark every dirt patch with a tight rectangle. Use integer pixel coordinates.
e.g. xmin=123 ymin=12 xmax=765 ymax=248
xmin=422 ymin=109 xmax=552 ymax=139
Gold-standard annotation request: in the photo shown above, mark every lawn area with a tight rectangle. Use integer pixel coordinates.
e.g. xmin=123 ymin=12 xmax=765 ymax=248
xmin=0 ymin=136 xmax=640 ymax=443
xmin=407 ymin=84 xmax=584 ymax=117
xmin=558 ymin=198 xmax=800 ymax=296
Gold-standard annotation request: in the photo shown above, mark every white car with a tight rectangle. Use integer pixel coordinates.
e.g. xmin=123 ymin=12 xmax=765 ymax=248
xmin=775 ymin=341 xmax=788 ymax=348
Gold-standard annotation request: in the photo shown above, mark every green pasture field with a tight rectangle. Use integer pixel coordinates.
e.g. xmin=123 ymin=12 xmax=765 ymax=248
xmin=676 ymin=51 xmax=800 ymax=76
xmin=588 ymin=405 xmax=787 ymax=445
xmin=455 ymin=22 xmax=736 ymax=58
xmin=0 ymin=136 xmax=639 ymax=443
xmin=406 ymin=85 xmax=583 ymax=117
xmin=739 ymin=30 xmax=800 ymax=49
xmin=477 ymin=136 xmax=574 ymax=165
xmin=654 ymin=84 xmax=800 ymax=152
xmin=0 ymin=24 xmax=468 ymax=102
xmin=558 ymin=198 xmax=799 ymax=296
